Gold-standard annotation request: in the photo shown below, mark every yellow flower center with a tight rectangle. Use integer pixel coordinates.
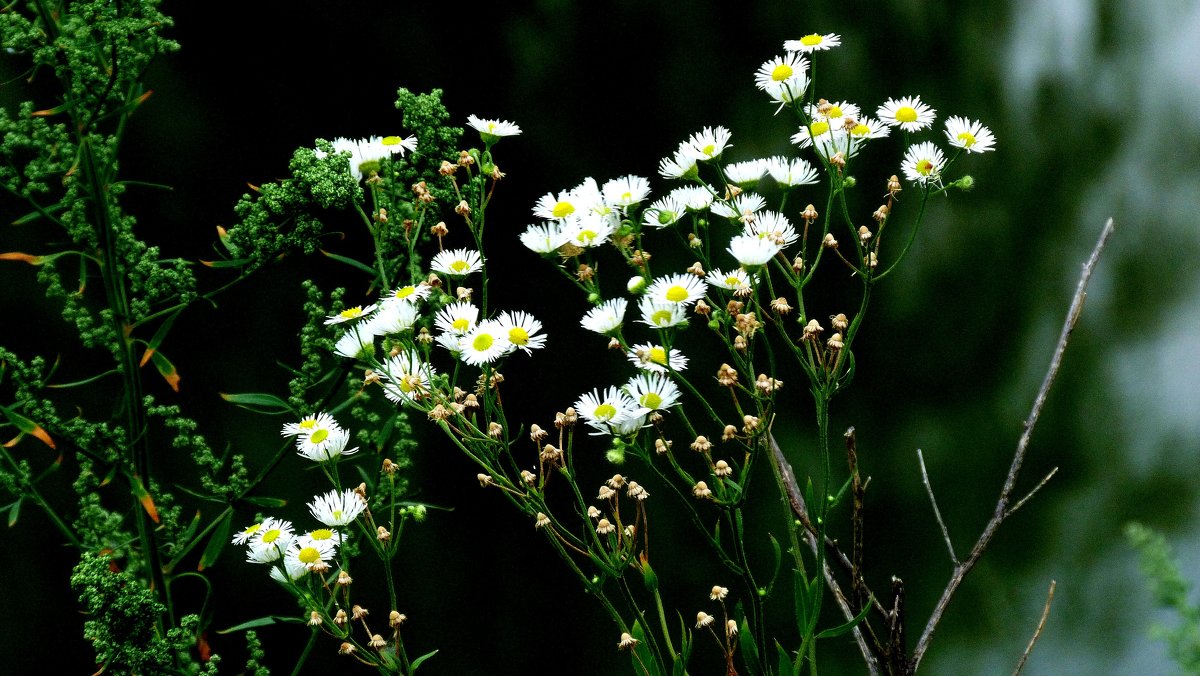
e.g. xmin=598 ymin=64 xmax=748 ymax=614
xmin=917 ymin=159 xmax=935 ymax=176
xmin=651 ymin=310 xmax=674 ymax=326
xmin=650 ymin=347 xmax=668 ymax=365
xmin=452 ymin=318 xmax=470 ymax=332
xmin=577 ymin=230 xmax=597 ymax=244
xmin=800 ymin=34 xmax=823 ymax=47
xmin=299 ymin=420 xmax=316 ymax=429
xmin=473 ymin=333 xmax=494 ymax=351
xmin=850 ymin=123 xmax=870 ymax=136
xmin=771 ymin=63 xmax=793 ymax=81
xmin=509 ymin=327 xmax=530 ymax=345
xmin=896 ymin=106 xmax=918 ymax=123
xmin=311 ymin=528 xmax=334 ymax=540
xmin=827 ymin=105 xmax=843 ymax=117
xmin=486 ymin=122 xmax=497 ymax=132
xmin=620 ymin=191 xmax=632 ymax=202
xmin=640 ymin=392 xmax=663 ymax=409
xmin=665 ymin=285 xmax=689 ymax=302
xmin=242 ymin=523 xmax=262 ymax=536
xmin=382 ymin=135 xmax=404 ymax=146
xmin=450 ymin=259 xmax=469 ymax=272
xmin=332 ymin=510 xmax=343 ymax=520
xmin=399 ymin=378 xmax=414 ymax=393
xmin=261 ymin=528 xmax=281 ymax=544
xmin=310 ymin=429 xmax=329 ymax=444
xmin=395 ymin=286 xmax=415 ymax=299
xmin=339 ymin=307 xmax=362 ymax=319
xmin=552 ymin=201 xmax=575 ymax=218
xmin=809 ymin=121 xmax=830 ymax=137
xmin=956 ymin=131 xmax=977 ymax=147
xmin=701 ymin=143 xmax=716 ymax=157
xmin=724 ymin=276 xmax=741 ymax=286
xmin=298 ymin=546 xmax=320 ymax=565
xmin=594 ymin=403 xmax=617 ymax=420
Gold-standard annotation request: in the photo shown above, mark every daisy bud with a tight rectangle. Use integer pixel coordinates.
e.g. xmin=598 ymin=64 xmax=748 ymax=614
xmin=390 ymin=610 xmax=406 ymax=627
xmin=872 ymin=205 xmax=889 ymax=222
xmin=587 ymin=506 xmax=602 ymax=518
xmin=607 ymin=337 xmax=622 ymax=350
xmin=597 ymin=485 xmax=616 ymax=500
xmin=726 ymin=300 xmax=744 ymax=314
xmin=714 ymin=460 xmax=732 ymax=477
xmin=722 ymin=425 xmax=738 ymax=441
xmin=596 ymin=518 xmax=616 ymax=535
xmin=369 ymin=634 xmax=387 ymax=649
xmin=416 ymin=327 xmax=433 ymax=344
xmin=488 ymin=371 xmax=505 ymax=388
xmin=439 ymin=160 xmax=457 ymax=176
xmin=375 ymin=208 xmax=388 ymax=224
xmin=770 ymin=297 xmax=792 ymax=315
xmin=627 ymin=275 xmax=646 ymax=293
xmin=450 ymin=402 xmax=466 ymax=415
xmin=411 ymin=181 xmax=428 ymax=197
xmin=381 ymin=459 xmax=398 ymax=476
xmin=829 ymin=152 xmax=846 ymax=172
xmin=831 ymin=313 xmax=848 ymax=331
xmin=688 ymin=233 xmax=703 ymax=249
xmin=711 ymin=585 xmax=730 ymax=600
xmin=377 ymin=525 xmax=391 ymax=541
xmin=530 ymin=424 xmax=548 ymax=442
xmin=802 ymin=204 xmax=819 ymax=222
xmin=477 ymin=473 xmax=493 ymax=487
xmin=627 ymin=481 xmax=648 ymax=500
xmin=725 ymin=184 xmax=743 ymax=199
xmin=649 ymin=411 xmax=663 ymax=424
xmin=534 ymin=512 xmax=551 ymax=529
xmin=727 ymin=619 xmax=739 ymax=636
xmin=334 ymin=609 xmax=349 ymax=626
xmin=339 ymin=642 xmax=356 ymax=655
xmin=803 ymin=319 xmax=824 ymax=340
xmin=618 ymin=633 xmax=640 ymax=650
xmin=695 ymin=299 xmax=712 ymax=316
xmin=816 ymin=98 xmax=832 ymax=115
xmin=491 ymin=165 xmax=505 ymax=180
xmin=743 ymin=415 xmax=760 ymax=433
xmin=864 ymin=252 xmax=878 ymax=269
xmin=311 ymin=560 xmax=330 ymax=574
xmin=654 ymin=438 xmax=670 ymax=454
xmin=828 ymin=332 xmax=844 ymax=350
xmin=430 ymin=221 xmax=449 ymax=237
xmin=607 ymin=474 xmax=626 ymax=489
xmin=687 ymin=261 xmax=706 ymax=277
xmin=520 ymin=470 xmax=536 ymax=485
xmin=859 ymin=225 xmax=873 ymax=243
xmin=309 ymin=611 xmax=323 ymax=626
xmin=631 ymin=250 xmax=651 ymax=266
xmin=337 ymin=570 xmax=353 ymax=586
xmin=693 ymin=481 xmax=713 ymax=498
xmin=576 ymin=263 xmax=595 ymax=282
xmin=456 ymin=286 xmax=473 ymax=301
xmin=354 ymin=483 xmax=368 ymax=500
xmin=717 ymin=363 xmax=738 ymax=386
xmin=792 ymin=255 xmax=805 ymax=274
xmin=691 ymin=436 xmax=712 ymax=453
xmin=696 ymin=611 xmax=715 ymax=628
xmin=352 ymin=605 xmax=369 ymax=620
xmin=458 ymin=150 xmax=475 ymax=166
xmin=887 ymin=174 xmax=902 ymax=197
xmin=426 ymin=274 xmax=442 ymax=289
xmin=540 ymin=443 xmax=562 ymax=464
xmin=556 ymin=408 xmax=578 ymax=428
xmin=488 ymin=422 xmax=503 ymax=438
xmin=455 ymin=200 xmax=471 ymax=215
xmin=624 ymin=524 xmax=636 ymax=537
xmin=733 ymin=335 xmax=748 ymax=351
xmin=822 ymin=233 xmax=838 ymax=249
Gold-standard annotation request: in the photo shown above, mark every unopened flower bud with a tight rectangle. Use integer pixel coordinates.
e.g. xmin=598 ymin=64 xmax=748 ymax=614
xmin=822 ymin=233 xmax=838 ymax=249
xmin=693 ymin=481 xmax=712 ymax=498
xmin=802 ymin=204 xmax=819 ymax=222
xmin=828 ymin=332 xmax=844 ymax=350
xmin=831 ymin=313 xmax=848 ymax=331
xmin=858 ymin=225 xmax=872 ymax=243
xmin=627 ymin=275 xmax=646 ymax=293
xmin=722 ymin=425 xmax=738 ymax=441
xmin=872 ymin=205 xmax=889 ymax=222
xmin=390 ymin=610 xmax=406 ymax=627
xmin=455 ymin=200 xmax=471 ymax=215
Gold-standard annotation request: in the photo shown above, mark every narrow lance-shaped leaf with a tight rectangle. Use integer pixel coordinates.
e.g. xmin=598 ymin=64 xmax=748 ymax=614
xmin=219 ymin=392 xmax=294 ymax=415
xmin=0 ymin=403 xmax=56 ymax=449
xmin=139 ymin=309 xmax=181 ymax=367
xmin=148 ymin=350 xmax=181 ymax=391
xmin=199 ymin=511 xmax=234 ymax=571
xmin=130 ymin=473 xmax=160 ymax=523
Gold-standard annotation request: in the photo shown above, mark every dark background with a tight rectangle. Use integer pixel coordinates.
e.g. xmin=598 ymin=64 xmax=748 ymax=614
xmin=2 ymin=0 xmax=1197 ymax=673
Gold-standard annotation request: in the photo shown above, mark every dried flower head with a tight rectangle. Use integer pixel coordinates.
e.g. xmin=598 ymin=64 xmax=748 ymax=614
xmin=822 ymin=233 xmax=838 ymax=249
xmin=597 ymin=485 xmax=617 ymax=500
xmin=714 ymin=460 xmax=733 ymax=477
xmin=309 ymin=611 xmax=323 ymax=626
xmin=339 ymin=642 xmax=356 ymax=655
xmin=535 ymin=512 xmax=551 ymax=529
xmin=743 ymin=415 xmax=760 ymax=433
xmin=770 ymin=297 xmax=792 ymax=315
xmin=530 ymin=424 xmax=548 ymax=442
xmin=694 ymin=299 xmax=712 ymax=316
xmin=887 ymin=174 xmax=902 ymax=196
xmin=369 ymin=634 xmax=387 ymax=649
xmin=696 ymin=611 xmax=715 ymax=628
xmin=802 ymin=319 xmax=824 ymax=341
xmin=618 ymin=633 xmax=640 ymax=649
xmin=711 ymin=585 xmax=730 ymax=600
xmin=627 ymin=481 xmax=649 ymax=500
xmin=722 ymin=425 xmax=738 ymax=441
xmin=520 ymin=470 xmax=537 ymax=485
xmin=337 ymin=570 xmax=353 ymax=586
xmin=587 ymin=505 xmax=602 ymax=519
xmin=828 ymin=332 xmax=844 ymax=350
xmin=654 ymin=438 xmax=670 ymax=454
xmin=872 ymin=204 xmax=889 ymax=222
xmin=801 ymin=204 xmax=819 ymax=222
xmin=335 ymin=609 xmax=349 ymax=626
xmin=596 ymin=518 xmax=616 ymax=535
xmin=390 ymin=610 xmax=406 ymax=627
xmin=477 ymin=473 xmax=494 ymax=487
xmin=488 ymin=421 xmax=503 ymax=438
xmin=859 ymin=225 xmax=873 ymax=243
xmin=717 ymin=363 xmax=739 ymax=387
xmin=691 ymin=435 xmax=713 ymax=453
xmin=693 ymin=481 xmax=713 ymax=498
xmin=727 ymin=619 xmax=739 ymax=636
xmin=377 ymin=525 xmax=391 ymax=541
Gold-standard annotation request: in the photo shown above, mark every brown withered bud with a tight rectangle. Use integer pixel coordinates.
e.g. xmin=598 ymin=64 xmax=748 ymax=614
xmin=716 ymin=363 xmax=739 ymax=387
xmin=491 ymin=165 xmax=505 ymax=181
xmin=725 ymin=184 xmax=743 ymax=199
xmin=693 ymin=481 xmax=713 ymax=498
xmin=353 ymin=483 xmax=368 ymax=500
xmin=770 ymin=297 xmax=792 ymax=315
xmin=887 ymin=175 xmax=902 ymax=197
xmin=556 ymin=407 xmax=578 ymax=428
xmin=456 ymin=286 xmax=473 ymax=301
xmin=402 ymin=218 xmax=415 ymax=234
xmin=377 ymin=526 xmax=391 ymax=541
xmin=864 ymin=252 xmax=878 ymax=269
xmin=455 ymin=200 xmax=471 ymax=216
xmin=733 ymin=335 xmax=748 ymax=351
xmin=792 ymin=255 xmax=805 ymax=274
xmin=654 ymin=438 xmax=670 ymax=455
xmin=843 ymin=116 xmax=859 ymax=131
xmin=830 ymin=313 xmax=849 ymax=332
xmin=530 ymin=424 xmax=548 ymax=442
xmin=686 ymin=261 xmax=706 ymax=277
xmin=375 ymin=208 xmax=389 ymax=223
xmin=822 ymin=233 xmax=838 ymax=249
xmin=458 ymin=150 xmax=475 ymax=166
xmin=859 ymin=226 xmax=873 ymax=243
xmin=540 ymin=443 xmax=563 ymax=464
xmin=802 ymin=319 xmax=824 ymax=341
xmin=828 ymin=332 xmax=845 ymax=350
xmin=742 ymin=415 xmax=761 ymax=433
xmin=694 ymin=299 xmax=712 ymax=316
xmin=463 ymin=393 xmax=480 ymax=411
xmin=690 ymin=435 xmax=712 ymax=453
xmin=450 ymin=402 xmax=466 ymax=415
xmin=416 ymin=327 xmax=433 ymax=344
xmin=726 ymin=300 xmax=744 ymax=314
xmin=488 ymin=371 xmax=505 ymax=389
xmin=430 ymin=221 xmax=449 ymax=237
xmin=734 ymin=312 xmax=761 ymax=337
xmin=631 ymin=250 xmax=651 ymax=267
xmin=412 ymin=181 xmax=429 ymax=197
xmin=829 ymin=152 xmax=846 ymax=173
xmin=427 ymin=404 xmax=452 ymax=421
xmin=872 ymin=204 xmax=889 ymax=222
xmin=687 ymin=232 xmax=703 ymax=249
xmin=477 ymin=473 xmax=493 ymax=487
xmin=488 ymin=422 xmax=503 ymax=438
xmin=382 ymin=458 xmax=398 ymax=475
xmin=816 ymin=98 xmax=833 ymax=115
xmin=607 ymin=337 xmax=622 ymax=350
xmin=425 ymin=273 xmax=442 ymax=289
xmin=714 ymin=460 xmax=733 ymax=477
xmin=520 ymin=470 xmax=536 ymax=485
xmin=577 ymin=264 xmax=595 ymax=282
xmin=802 ymin=204 xmax=819 ymax=222
xmin=439 ymin=160 xmax=457 ymax=176
xmin=756 ymin=374 xmax=783 ymax=394
xmin=722 ymin=424 xmax=738 ymax=441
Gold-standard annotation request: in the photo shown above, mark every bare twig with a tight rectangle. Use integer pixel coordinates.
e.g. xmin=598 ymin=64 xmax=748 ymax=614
xmin=1006 ymin=467 xmax=1059 ymax=519
xmin=911 ymin=217 xmax=1114 ymax=670
xmin=917 ymin=449 xmax=958 ymax=564
xmin=1012 ymin=580 xmax=1057 ymax=676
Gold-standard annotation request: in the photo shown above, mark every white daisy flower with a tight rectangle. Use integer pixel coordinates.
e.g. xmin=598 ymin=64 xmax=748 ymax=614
xmin=435 ymin=331 xmax=464 ymax=355
xmin=601 ymin=175 xmax=651 ymax=208
xmin=943 ymin=116 xmax=996 ymax=154
xmin=711 ymin=193 xmax=767 ymax=223
xmin=901 ymin=141 xmax=947 ymax=185
xmin=790 ymin=120 xmax=846 ymax=158
xmin=627 ymin=343 xmax=689 ymax=373
xmin=723 ymin=159 xmax=769 ymax=186
xmin=520 ymin=221 xmax=571 ymax=254
xmin=303 ymin=526 xmax=344 ymax=547
xmin=296 ymin=422 xmax=359 ymax=462
xmin=669 ymin=185 xmax=716 ymax=211
xmin=376 ymin=134 xmax=417 ymax=156
xmin=807 ymin=100 xmax=861 ymax=127
xmin=745 ymin=211 xmax=799 ymax=248
xmin=846 ymin=116 xmax=891 ymax=155
xmin=609 ymin=413 xmax=650 ymax=437
xmin=573 ymin=177 xmax=611 ymax=218
xmin=624 ymin=373 xmax=682 ymax=412
xmin=646 ymin=273 xmax=708 ymax=305
xmin=575 ymin=386 xmax=642 ymax=434
xmin=581 ymin=299 xmax=628 ymax=335
xmin=563 ymin=213 xmax=614 ymax=248
xmin=324 ymin=304 xmax=377 ymax=325
xmin=467 ymin=114 xmax=522 ymax=139
xmin=327 ymin=137 xmax=377 ymax=181
xmin=534 ymin=185 xmax=587 ymax=221
xmin=706 ymin=268 xmax=756 ymax=294
xmin=458 ymin=320 xmax=511 ymax=366
xmin=658 ymin=146 xmax=698 ymax=179
xmin=755 ymin=53 xmax=810 ymax=101
xmin=434 ymin=301 xmax=480 ymax=336
xmin=308 ymin=488 xmax=368 ymax=527
xmin=638 ymin=297 xmax=689 ymax=329
xmin=281 ymin=412 xmax=339 ymax=438
xmin=682 ymin=126 xmax=732 ymax=162
xmin=380 ymin=349 xmax=436 ymax=405
xmin=763 ymin=156 xmax=820 ymax=187
xmin=642 ymin=195 xmax=688 ymax=228
xmin=877 ymin=96 xmax=937 ymax=133
xmin=269 ymin=556 xmax=309 ymax=582
xmin=784 ymin=33 xmax=841 ymax=53
xmin=728 ymin=234 xmax=782 ymax=268
xmin=497 ymin=310 xmax=547 ymax=355
xmin=431 ymin=248 xmax=483 ymax=277
xmin=385 ymin=283 xmax=432 ymax=305
xmin=365 ymin=301 xmax=419 ymax=335
xmin=234 ymin=516 xmax=288 ymax=546
xmin=245 ymin=518 xmax=295 ymax=563
xmin=283 ymin=536 xmax=338 ymax=573
xmin=334 ymin=326 xmax=375 ymax=360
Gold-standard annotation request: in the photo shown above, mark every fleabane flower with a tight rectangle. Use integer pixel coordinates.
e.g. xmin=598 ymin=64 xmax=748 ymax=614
xmin=755 ymin=53 xmax=810 ymax=106
xmin=365 ymin=301 xmax=419 ymax=335
xmin=784 ymin=33 xmax=842 ymax=53
xmin=575 ymin=386 xmax=642 ymax=434
xmin=642 ymin=195 xmax=687 ymax=228
xmin=846 ymin=116 xmax=891 ymax=154
xmin=520 ymin=221 xmax=571 ymax=254
xmin=376 ymin=134 xmax=417 ymax=156
xmin=682 ymin=126 xmax=732 ymax=162
xmin=646 ymin=273 xmax=708 ymax=305
xmin=563 ymin=213 xmax=614 ymax=248
xmin=627 ymin=343 xmax=689 ymax=373
xmin=308 ymin=488 xmax=368 ymax=527
xmin=234 ymin=516 xmax=289 ymax=546
xmin=245 ymin=518 xmax=295 ymax=563
xmin=745 ymin=211 xmax=799 ymax=248
xmin=723 ymin=159 xmax=769 ymax=186
xmin=791 ymin=119 xmax=846 ymax=158
xmin=602 ymin=175 xmax=651 ymax=209
xmin=807 ymin=100 xmax=861 ymax=127
xmin=669 ymin=185 xmax=717 ymax=212
xmin=706 ymin=268 xmax=755 ymax=294
xmin=624 ymin=373 xmax=682 ymax=412
xmin=434 ymin=301 xmax=480 ymax=336
xmin=581 ymin=299 xmax=628 ymax=335
xmin=296 ymin=421 xmax=359 ymax=462
xmin=431 ymin=248 xmax=483 ymax=277
xmin=728 ymin=234 xmax=782 ymax=268
xmin=763 ymin=156 xmax=820 ymax=187
xmin=467 ymin=114 xmax=522 ymax=141
xmin=638 ymin=297 xmax=689 ymax=329
xmin=324 ymin=304 xmax=377 ymax=325
xmin=380 ymin=349 xmax=436 ymax=405
xmin=658 ymin=146 xmax=698 ymax=179
xmin=458 ymin=320 xmax=511 ymax=366
xmin=385 ymin=283 xmax=432 ymax=305
xmin=943 ymin=116 xmax=996 ymax=154
xmin=901 ymin=141 xmax=947 ymax=185
xmin=281 ymin=412 xmax=339 ymax=439
xmin=284 ymin=536 xmax=338 ymax=574
xmin=334 ymin=326 xmax=375 ymax=360
xmin=877 ymin=96 xmax=937 ymax=133
xmin=497 ymin=310 xmax=547 ymax=355
xmin=711 ymin=193 xmax=767 ymax=223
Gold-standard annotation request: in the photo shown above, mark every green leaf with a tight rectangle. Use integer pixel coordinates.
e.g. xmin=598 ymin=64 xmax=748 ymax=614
xmin=199 ymin=256 xmax=255 ymax=269
xmin=216 ymin=615 xmax=304 ymax=634
xmin=219 ymin=392 xmax=295 ymax=415
xmin=198 ymin=511 xmax=233 ymax=571
xmin=138 ymin=309 xmax=181 ymax=368
xmin=410 ymin=649 xmax=439 ymax=672
xmin=47 ymin=369 xmax=120 ymax=389
xmin=148 ymin=350 xmax=180 ymax=392
xmin=0 ymin=403 xmax=56 ymax=449
xmin=10 ymin=201 xmax=65 ymax=226
xmin=767 ymin=533 xmax=783 ymax=593
xmin=631 ymin=620 xmax=664 ymax=676
xmin=320 ymin=248 xmax=380 ymax=277
xmin=738 ymin=617 xmax=762 ymax=676
xmin=815 ymin=598 xmax=872 ymax=640
xmin=242 ymin=496 xmax=287 ymax=508
xmin=6 ymin=497 xmax=22 ymax=527
xmin=776 ymin=641 xmax=795 ymax=676
xmin=794 ymin=570 xmax=811 ymax=637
